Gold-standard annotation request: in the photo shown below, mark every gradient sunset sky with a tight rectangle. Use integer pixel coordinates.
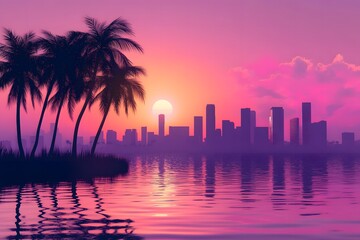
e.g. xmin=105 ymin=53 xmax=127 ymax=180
xmin=1 ymin=0 xmax=360 ymax=143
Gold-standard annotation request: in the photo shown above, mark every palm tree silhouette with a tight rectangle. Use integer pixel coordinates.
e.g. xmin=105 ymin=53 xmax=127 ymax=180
xmin=30 ymin=31 xmax=88 ymax=156
xmin=0 ymin=30 xmax=41 ymax=159
xmin=71 ymin=17 xmax=143 ymax=157
xmin=90 ymin=64 xmax=144 ymax=155
xmin=44 ymin=32 xmax=87 ymax=154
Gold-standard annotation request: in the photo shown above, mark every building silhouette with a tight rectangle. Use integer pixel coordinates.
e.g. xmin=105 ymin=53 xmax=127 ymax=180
xmin=123 ymin=129 xmax=137 ymax=145
xmin=309 ymin=121 xmax=327 ymax=147
xmin=106 ymin=130 xmax=117 ymax=144
xmin=158 ymin=114 xmax=165 ymax=138
xmin=222 ymin=120 xmax=235 ymax=146
xmin=302 ymin=102 xmax=311 ymax=145
xmin=269 ymin=107 xmax=284 ymax=145
xmin=141 ymin=127 xmax=147 ymax=145
xmin=250 ymin=110 xmax=256 ymax=144
xmin=241 ymin=108 xmax=251 ymax=145
xmin=206 ymin=104 xmax=216 ymax=142
xmin=290 ymin=118 xmax=300 ymax=145
xmin=194 ymin=116 xmax=203 ymax=143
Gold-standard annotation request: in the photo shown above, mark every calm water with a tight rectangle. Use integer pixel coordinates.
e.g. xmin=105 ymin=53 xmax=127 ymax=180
xmin=1 ymin=154 xmax=360 ymax=239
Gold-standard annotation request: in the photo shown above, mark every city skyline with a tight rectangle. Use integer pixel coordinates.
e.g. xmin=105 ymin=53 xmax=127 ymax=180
xmin=6 ymin=101 xmax=357 ymax=153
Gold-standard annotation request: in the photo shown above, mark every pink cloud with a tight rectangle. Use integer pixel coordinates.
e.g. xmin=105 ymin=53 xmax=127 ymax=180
xmin=230 ymin=54 xmax=360 ymax=141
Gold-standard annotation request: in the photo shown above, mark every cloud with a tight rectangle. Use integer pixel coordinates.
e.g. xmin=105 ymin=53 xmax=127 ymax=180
xmin=230 ymin=54 xmax=360 ymax=140
xmin=253 ymin=86 xmax=284 ymax=99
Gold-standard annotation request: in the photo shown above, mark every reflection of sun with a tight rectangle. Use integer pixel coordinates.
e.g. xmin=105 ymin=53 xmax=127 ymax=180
xmin=152 ymin=99 xmax=173 ymax=116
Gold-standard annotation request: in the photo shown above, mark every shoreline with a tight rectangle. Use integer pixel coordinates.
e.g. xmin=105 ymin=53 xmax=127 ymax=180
xmin=0 ymin=155 xmax=129 ymax=186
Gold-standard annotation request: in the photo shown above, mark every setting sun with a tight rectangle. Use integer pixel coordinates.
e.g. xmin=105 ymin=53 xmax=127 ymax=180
xmin=152 ymin=99 xmax=173 ymax=116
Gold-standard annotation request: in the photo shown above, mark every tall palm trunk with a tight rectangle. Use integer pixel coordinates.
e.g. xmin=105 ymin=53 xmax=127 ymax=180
xmin=49 ymin=97 xmax=65 ymax=155
xmin=30 ymin=84 xmax=53 ymax=158
xmin=72 ymin=63 xmax=99 ymax=157
xmin=16 ymin=94 xmax=25 ymax=159
xmin=91 ymin=104 xmax=110 ymax=155
xmin=71 ymin=96 xmax=90 ymax=157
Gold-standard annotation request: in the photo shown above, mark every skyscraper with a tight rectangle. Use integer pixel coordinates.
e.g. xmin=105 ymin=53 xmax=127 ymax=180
xmin=269 ymin=107 xmax=284 ymax=144
xmin=206 ymin=104 xmax=215 ymax=142
xmin=250 ymin=110 xmax=256 ymax=144
xmin=290 ymin=118 xmax=300 ymax=145
xmin=194 ymin=116 xmax=203 ymax=143
xmin=302 ymin=102 xmax=311 ymax=145
xmin=241 ymin=108 xmax=251 ymax=145
xmin=158 ymin=114 xmax=165 ymax=137
xmin=141 ymin=126 xmax=147 ymax=145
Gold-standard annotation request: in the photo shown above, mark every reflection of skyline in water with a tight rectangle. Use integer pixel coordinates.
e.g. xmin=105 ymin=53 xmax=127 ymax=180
xmin=1 ymin=154 xmax=360 ymax=239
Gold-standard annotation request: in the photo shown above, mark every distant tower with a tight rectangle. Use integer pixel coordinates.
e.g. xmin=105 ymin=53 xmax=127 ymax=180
xmin=158 ymin=114 xmax=165 ymax=137
xmin=206 ymin=104 xmax=215 ymax=142
xmin=194 ymin=116 xmax=203 ymax=143
xmin=250 ymin=110 xmax=256 ymax=144
xmin=302 ymin=102 xmax=311 ymax=145
xmin=290 ymin=118 xmax=300 ymax=145
xmin=269 ymin=107 xmax=284 ymax=144
xmin=241 ymin=108 xmax=251 ymax=145
xmin=141 ymin=127 xmax=147 ymax=145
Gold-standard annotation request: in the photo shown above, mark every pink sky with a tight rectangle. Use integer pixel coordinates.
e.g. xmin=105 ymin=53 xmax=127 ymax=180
xmin=1 ymin=0 xmax=360 ymax=143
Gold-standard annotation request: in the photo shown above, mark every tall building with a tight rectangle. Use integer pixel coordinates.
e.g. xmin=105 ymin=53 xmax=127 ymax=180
xmin=290 ymin=118 xmax=300 ymax=145
xmin=106 ymin=130 xmax=117 ymax=144
xmin=194 ymin=116 xmax=203 ymax=143
xmin=141 ymin=127 xmax=147 ymax=145
xmin=241 ymin=108 xmax=251 ymax=145
xmin=269 ymin=107 xmax=284 ymax=144
xmin=158 ymin=114 xmax=165 ymax=137
xmin=302 ymin=102 xmax=311 ymax=145
xmin=250 ymin=110 xmax=256 ymax=144
xmin=206 ymin=104 xmax=216 ymax=142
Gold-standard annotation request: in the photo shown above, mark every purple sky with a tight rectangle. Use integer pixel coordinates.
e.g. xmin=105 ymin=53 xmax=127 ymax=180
xmin=1 ymin=0 xmax=360 ymax=144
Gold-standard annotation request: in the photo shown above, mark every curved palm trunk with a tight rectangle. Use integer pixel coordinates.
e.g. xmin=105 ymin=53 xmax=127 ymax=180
xmin=72 ymin=63 xmax=99 ymax=158
xmin=71 ymin=96 xmax=90 ymax=158
xmin=16 ymin=95 xmax=25 ymax=159
xmin=91 ymin=104 xmax=110 ymax=155
xmin=49 ymin=97 xmax=65 ymax=155
xmin=30 ymin=84 xmax=53 ymax=158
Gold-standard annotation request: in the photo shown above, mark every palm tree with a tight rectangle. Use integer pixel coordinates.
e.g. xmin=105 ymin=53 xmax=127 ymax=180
xmin=43 ymin=32 xmax=87 ymax=155
xmin=30 ymin=31 xmax=88 ymax=157
xmin=71 ymin=17 xmax=143 ymax=157
xmin=90 ymin=64 xmax=144 ymax=155
xmin=0 ymin=30 xmax=41 ymax=159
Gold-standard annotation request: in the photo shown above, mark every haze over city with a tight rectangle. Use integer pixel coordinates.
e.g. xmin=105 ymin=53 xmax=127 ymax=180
xmin=1 ymin=0 xmax=360 ymax=144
